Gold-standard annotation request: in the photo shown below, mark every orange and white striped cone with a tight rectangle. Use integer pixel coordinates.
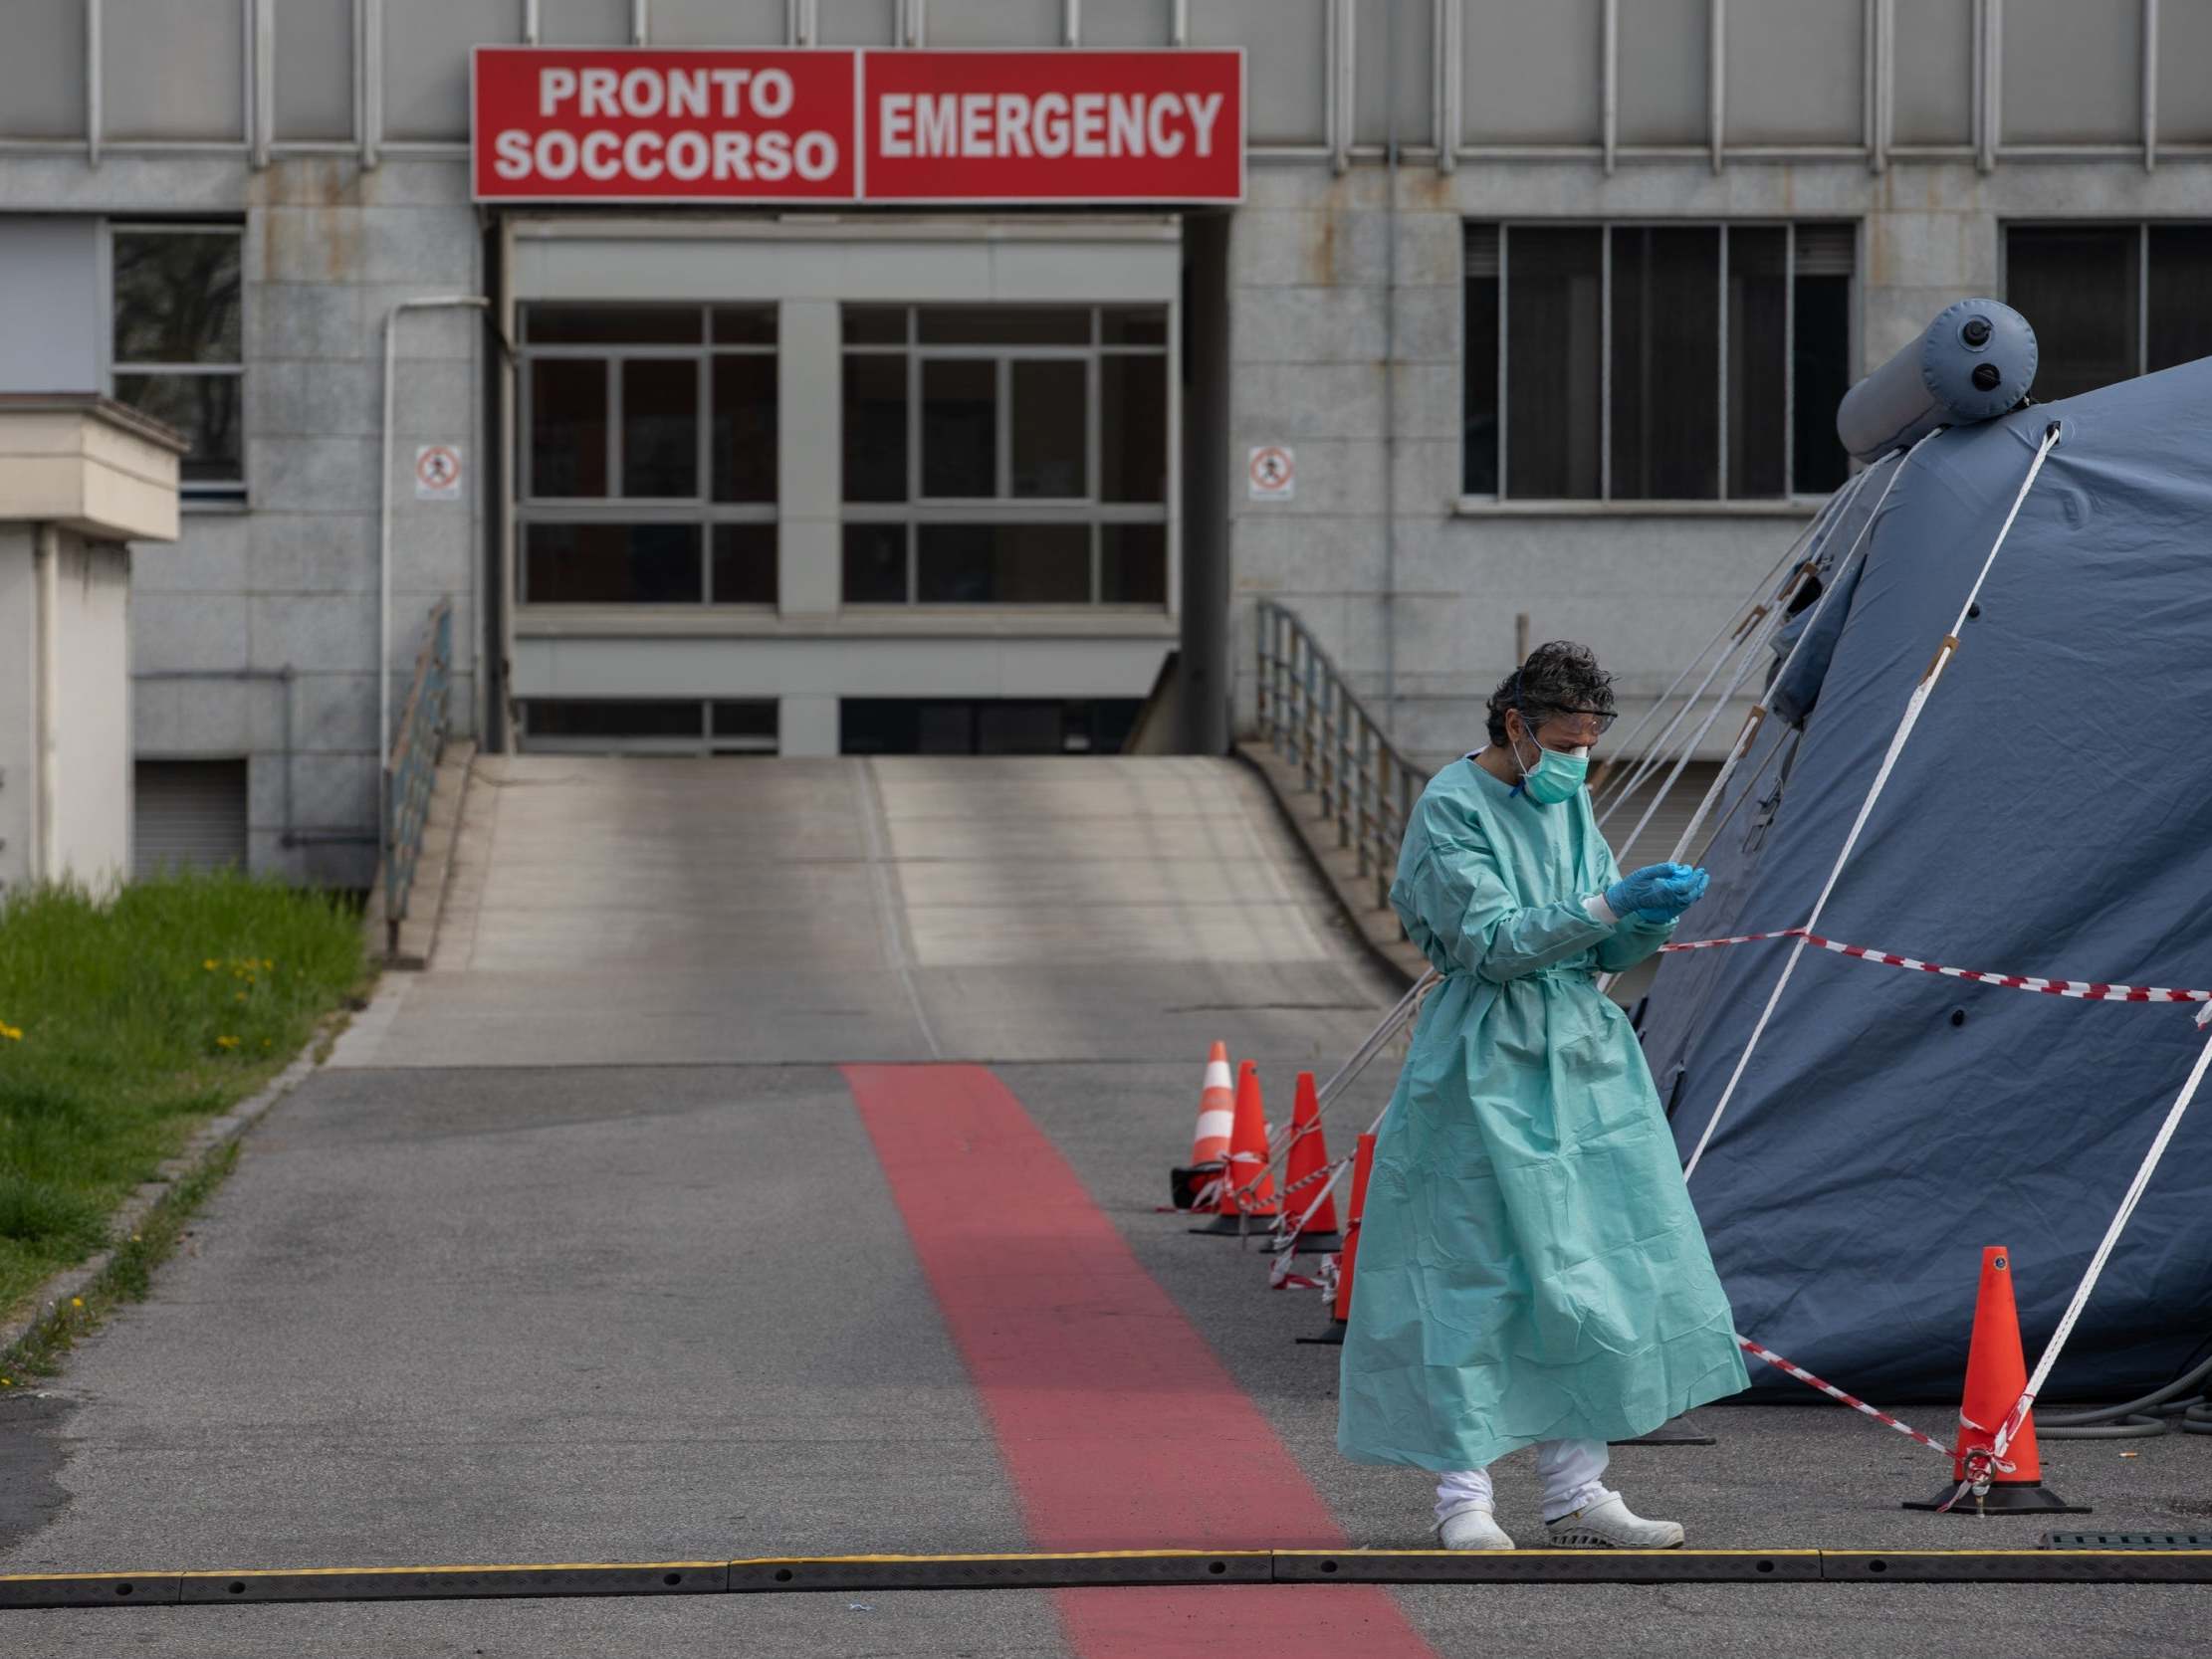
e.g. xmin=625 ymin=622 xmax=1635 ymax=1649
xmin=1169 ymin=1042 xmax=1236 ymax=1210
xmin=1191 ymin=1061 xmax=1278 ymax=1235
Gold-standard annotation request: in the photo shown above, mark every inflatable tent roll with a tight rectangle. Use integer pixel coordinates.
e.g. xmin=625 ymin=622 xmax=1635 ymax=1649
xmin=1641 ymin=305 xmax=2212 ymax=1401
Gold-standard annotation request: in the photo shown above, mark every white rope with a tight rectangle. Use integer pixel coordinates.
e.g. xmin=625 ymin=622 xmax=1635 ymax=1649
xmin=1594 ymin=620 xmax=1770 ymax=824
xmin=1593 ymin=486 xmax=1863 ymax=826
xmin=1986 ymin=1022 xmax=2212 ymax=1471
xmin=1588 ymin=530 xmax=1816 ymax=798
xmin=1681 ymin=422 xmax=2062 ymax=1181
xmin=1659 ymin=459 xmax=1896 ymax=864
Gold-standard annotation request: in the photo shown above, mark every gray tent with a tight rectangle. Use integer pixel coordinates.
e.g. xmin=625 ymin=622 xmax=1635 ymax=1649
xmin=1640 ymin=355 xmax=2212 ymax=1401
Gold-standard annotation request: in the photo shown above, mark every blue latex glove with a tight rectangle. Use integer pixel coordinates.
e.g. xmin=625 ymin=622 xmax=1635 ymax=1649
xmin=1606 ymin=863 xmax=1709 ymax=925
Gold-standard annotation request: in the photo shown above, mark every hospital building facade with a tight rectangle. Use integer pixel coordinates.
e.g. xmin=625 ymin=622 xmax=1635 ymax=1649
xmin=1 ymin=0 xmax=2207 ymax=887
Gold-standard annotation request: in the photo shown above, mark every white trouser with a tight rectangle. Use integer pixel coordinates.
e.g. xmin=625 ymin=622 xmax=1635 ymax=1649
xmin=1435 ymin=1438 xmax=1613 ymax=1525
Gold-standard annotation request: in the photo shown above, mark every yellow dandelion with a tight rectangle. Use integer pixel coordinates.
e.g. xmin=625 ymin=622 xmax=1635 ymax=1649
xmin=70 ymin=1297 xmax=83 ymax=1309
xmin=1 ymin=1024 xmax=21 ymax=1042
xmin=216 ymin=1035 xmax=240 ymax=1050
xmin=204 ymin=958 xmax=219 ymax=970
xmin=235 ymin=991 xmax=249 ymax=1003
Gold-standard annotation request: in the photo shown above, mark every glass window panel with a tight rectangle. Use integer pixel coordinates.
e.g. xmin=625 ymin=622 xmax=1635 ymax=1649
xmin=842 ymin=354 xmax=909 ymax=502
xmin=917 ymin=525 xmax=1090 ymax=604
xmin=1616 ymin=0 xmax=1708 ymax=146
xmin=1011 ymin=360 xmax=1087 ymax=499
xmin=1463 ymin=226 xmax=1500 ymax=494
xmin=526 ymin=307 xmax=703 ymax=345
xmin=1101 ymin=308 xmax=1169 ymax=346
xmin=113 ymin=232 xmax=243 ymax=364
xmin=918 ymin=705 xmax=977 ymax=753
xmin=977 ymin=704 xmax=1067 ymax=755
xmin=930 ymin=0 xmax=1060 ymax=45
xmin=1099 ymin=353 xmax=1167 ymax=504
xmin=712 ymin=306 xmax=777 ymax=346
xmin=842 ymin=522 xmax=908 ymax=602
xmin=0 ymin=0 xmax=88 ymax=139
xmin=539 ymin=0 xmax=631 ymax=44
xmin=918 ymin=308 xmax=1090 ymax=345
xmin=711 ymin=523 xmax=778 ymax=605
xmin=712 ymin=701 xmax=779 ymax=740
xmin=1892 ymin=0 xmax=1975 ymax=145
xmin=2006 ymin=227 xmax=2138 ymax=400
xmin=1504 ymin=227 xmax=1603 ymax=501
xmin=817 ymin=0 xmax=897 ymax=44
xmin=922 ymin=359 xmax=998 ymax=497
xmin=106 ymin=0 xmax=243 ymax=139
xmin=530 ymin=359 xmax=609 ymax=498
xmin=381 ymin=0 xmax=522 ymax=141
xmin=712 ymin=354 xmax=778 ymax=503
xmin=1081 ymin=0 xmax=1173 ymax=46
xmin=274 ymin=0 xmax=355 ymax=140
xmin=620 ymin=359 xmax=700 ymax=498
xmin=1726 ymin=0 xmax=1862 ymax=144
xmin=1792 ymin=272 xmax=1854 ymax=494
xmin=1194 ymin=0 xmax=1326 ymax=146
xmin=650 ymin=0 xmax=787 ymax=44
xmin=1101 ymin=524 xmax=1168 ymax=605
xmin=2158 ymin=5 xmax=2212 ymax=145
xmin=1354 ymin=0 xmax=1434 ymax=145
xmin=843 ymin=307 xmax=907 ymax=345
xmin=525 ymin=522 xmax=703 ymax=603
xmin=2003 ymin=0 xmax=2139 ymax=145
xmin=528 ymin=700 xmax=702 ymax=738
xmin=1726 ymin=227 xmax=1789 ymax=499
xmin=840 ymin=700 xmax=922 ymax=752
xmin=111 ymin=373 xmax=241 ymax=487
xmin=1611 ymin=226 xmax=1720 ymax=500
xmin=2146 ymin=228 xmax=2212 ymax=376
xmin=1463 ymin=0 xmax=1602 ymax=145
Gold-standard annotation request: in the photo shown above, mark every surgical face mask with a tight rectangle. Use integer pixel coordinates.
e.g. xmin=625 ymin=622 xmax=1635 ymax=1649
xmin=1512 ymin=731 xmax=1590 ymax=806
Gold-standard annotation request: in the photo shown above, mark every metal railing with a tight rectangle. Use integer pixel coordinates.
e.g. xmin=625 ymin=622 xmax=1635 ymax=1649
xmin=1253 ymin=599 xmax=1426 ymax=912
xmin=382 ymin=599 xmax=451 ymax=956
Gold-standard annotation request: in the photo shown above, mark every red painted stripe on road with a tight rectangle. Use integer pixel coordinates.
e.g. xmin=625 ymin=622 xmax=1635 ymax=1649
xmin=844 ymin=1064 xmax=1436 ymax=1659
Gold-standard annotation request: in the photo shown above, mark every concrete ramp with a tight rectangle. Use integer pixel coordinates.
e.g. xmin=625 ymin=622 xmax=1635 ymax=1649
xmin=332 ymin=755 xmax=1392 ymax=1070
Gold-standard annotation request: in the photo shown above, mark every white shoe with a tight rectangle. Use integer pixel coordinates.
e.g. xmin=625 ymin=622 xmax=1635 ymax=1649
xmin=1437 ymin=1506 xmax=1517 ymax=1551
xmin=1544 ymin=1493 xmax=1684 ymax=1550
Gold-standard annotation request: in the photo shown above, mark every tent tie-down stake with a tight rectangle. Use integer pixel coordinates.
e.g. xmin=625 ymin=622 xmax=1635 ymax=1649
xmin=1679 ymin=422 xmax=2065 ymax=1183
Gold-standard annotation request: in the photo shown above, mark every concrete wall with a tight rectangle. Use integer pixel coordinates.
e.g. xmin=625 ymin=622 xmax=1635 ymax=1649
xmin=0 ymin=528 xmax=134 ymax=895
xmin=1223 ymin=154 xmax=2212 ymax=769
xmin=0 ymin=527 xmax=34 ymax=893
xmin=47 ymin=534 xmax=133 ymax=890
xmin=0 ymin=158 xmax=488 ymax=889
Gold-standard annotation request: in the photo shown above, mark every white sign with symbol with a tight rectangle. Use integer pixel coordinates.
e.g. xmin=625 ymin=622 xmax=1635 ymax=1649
xmin=414 ymin=443 xmax=464 ymax=502
xmin=1247 ymin=444 xmax=1294 ymax=502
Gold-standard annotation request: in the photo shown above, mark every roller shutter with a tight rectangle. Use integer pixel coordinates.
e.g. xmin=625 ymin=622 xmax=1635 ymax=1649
xmin=133 ymin=759 xmax=248 ymax=878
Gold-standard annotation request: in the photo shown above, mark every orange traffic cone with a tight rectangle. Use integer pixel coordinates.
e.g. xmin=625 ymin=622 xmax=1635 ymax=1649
xmin=1298 ymin=1131 xmax=1375 ymax=1346
xmin=1903 ymin=1246 xmax=2088 ymax=1516
xmin=1191 ymin=1061 xmax=1278 ymax=1235
xmin=1169 ymin=1042 xmax=1236 ymax=1211
xmin=1276 ymin=1071 xmax=1341 ymax=1253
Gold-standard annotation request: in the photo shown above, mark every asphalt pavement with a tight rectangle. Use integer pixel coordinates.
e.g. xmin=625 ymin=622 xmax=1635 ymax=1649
xmin=3 ymin=756 xmax=2208 ymax=1657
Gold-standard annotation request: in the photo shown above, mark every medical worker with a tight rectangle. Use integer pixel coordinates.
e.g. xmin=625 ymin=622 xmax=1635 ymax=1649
xmin=1337 ymin=642 xmax=1747 ymax=1551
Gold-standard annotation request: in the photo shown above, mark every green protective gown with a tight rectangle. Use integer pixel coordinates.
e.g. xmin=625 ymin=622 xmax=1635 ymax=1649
xmin=1337 ymin=757 xmax=1747 ymax=1473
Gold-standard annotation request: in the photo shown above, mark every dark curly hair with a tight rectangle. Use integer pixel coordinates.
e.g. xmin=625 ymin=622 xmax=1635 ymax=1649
xmin=1484 ymin=641 xmax=1617 ymax=747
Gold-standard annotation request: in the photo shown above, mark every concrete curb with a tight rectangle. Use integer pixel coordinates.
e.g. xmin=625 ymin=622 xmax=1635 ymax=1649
xmin=0 ymin=1043 xmax=329 ymax=1358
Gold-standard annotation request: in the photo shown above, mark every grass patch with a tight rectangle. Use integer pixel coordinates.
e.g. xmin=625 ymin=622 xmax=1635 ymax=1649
xmin=0 ymin=871 xmax=368 ymax=1324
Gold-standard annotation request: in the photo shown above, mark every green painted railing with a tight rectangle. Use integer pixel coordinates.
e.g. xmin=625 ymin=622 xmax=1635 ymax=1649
xmin=382 ymin=599 xmax=451 ymax=957
xmin=1253 ymin=599 xmax=1424 ymax=912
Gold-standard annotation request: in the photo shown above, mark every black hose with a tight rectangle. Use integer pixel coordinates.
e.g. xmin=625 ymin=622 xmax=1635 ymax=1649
xmin=2036 ymin=1348 xmax=2212 ymax=1439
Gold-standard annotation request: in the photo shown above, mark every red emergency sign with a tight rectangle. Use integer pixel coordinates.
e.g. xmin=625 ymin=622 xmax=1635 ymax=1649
xmin=471 ymin=47 xmax=1243 ymax=204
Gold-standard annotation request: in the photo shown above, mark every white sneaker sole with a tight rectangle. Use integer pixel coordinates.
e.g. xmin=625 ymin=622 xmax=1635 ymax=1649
xmin=1545 ymin=1523 xmax=1685 ymax=1551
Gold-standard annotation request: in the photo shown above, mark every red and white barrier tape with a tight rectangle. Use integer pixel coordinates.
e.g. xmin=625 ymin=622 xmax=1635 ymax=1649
xmin=1662 ymin=926 xmax=2212 ymax=1009
xmin=1735 ymin=1334 xmax=1950 ymax=1457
